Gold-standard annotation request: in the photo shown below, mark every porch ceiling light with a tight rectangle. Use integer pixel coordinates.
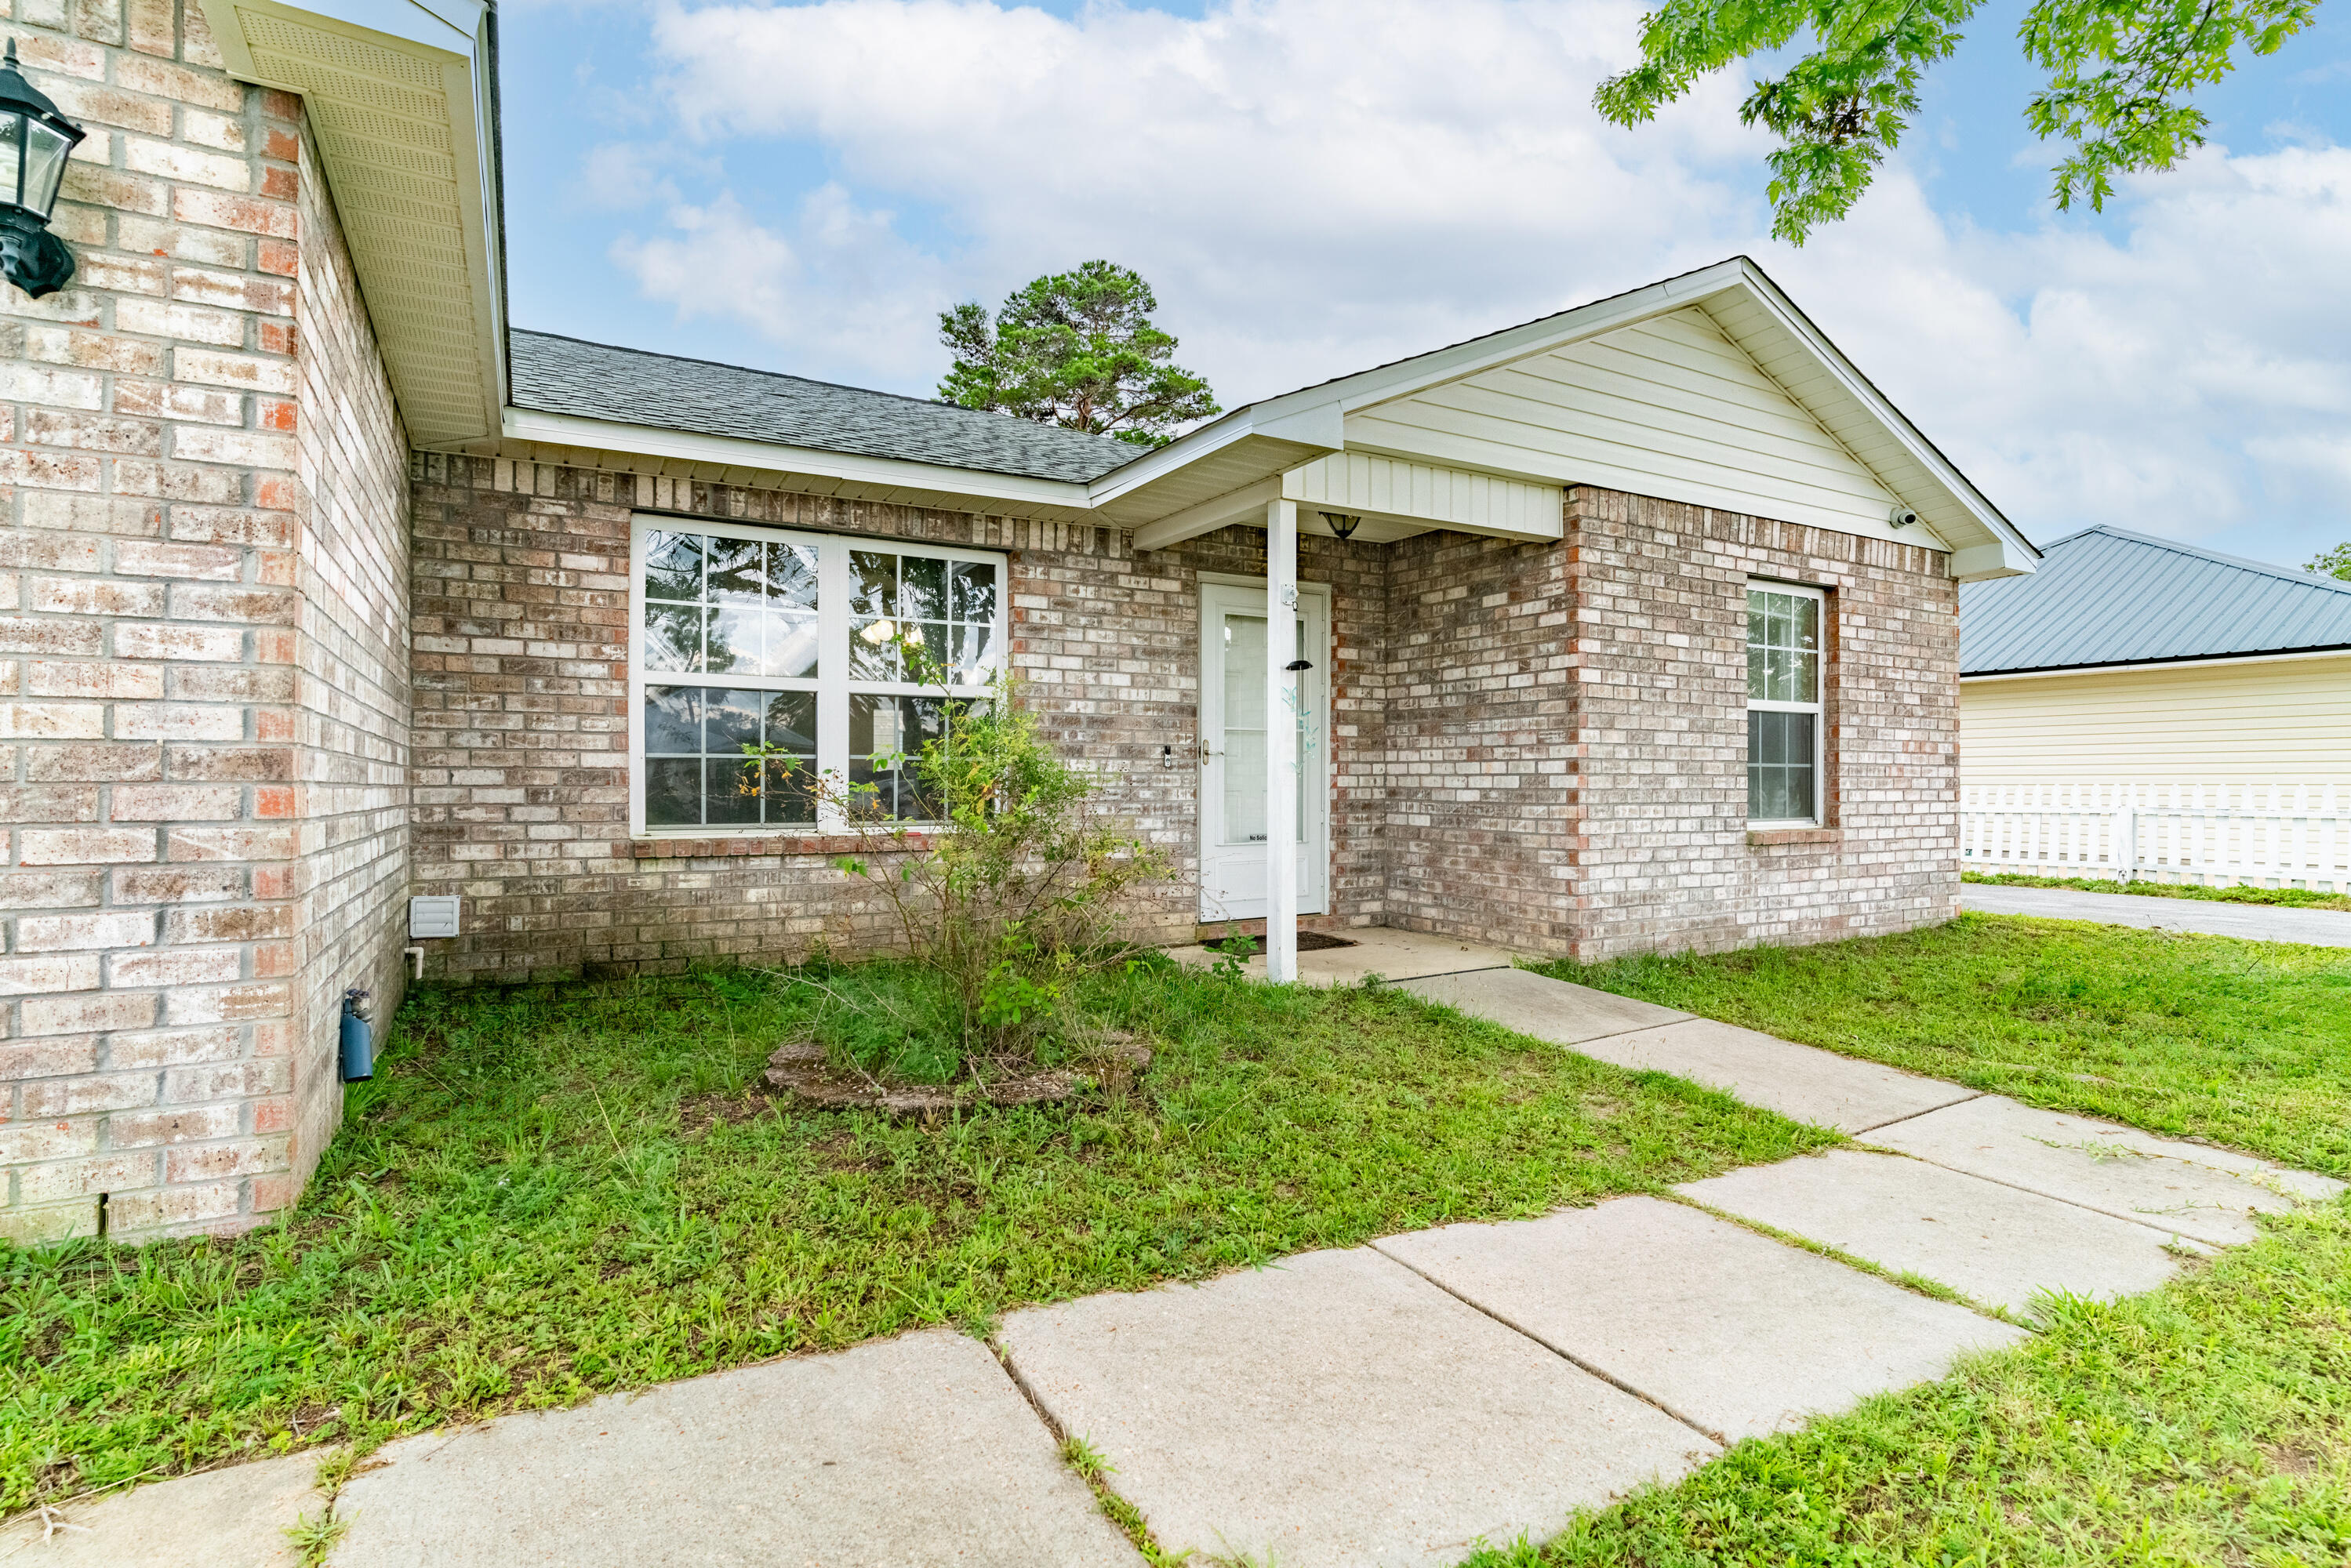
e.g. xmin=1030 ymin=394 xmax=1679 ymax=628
xmin=1318 ymin=512 xmax=1363 ymax=542
xmin=0 ymin=39 xmax=85 ymax=299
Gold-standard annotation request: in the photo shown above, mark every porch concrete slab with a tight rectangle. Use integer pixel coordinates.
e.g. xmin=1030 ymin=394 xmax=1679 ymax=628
xmin=997 ymin=1247 xmax=1713 ymax=1568
xmin=1401 ymin=965 xmax=1691 ymax=1043
xmin=1860 ymin=1094 xmax=2346 ymax=1247
xmin=1172 ymin=924 xmax=1517 ymax=987
xmin=1374 ymin=1196 xmax=2025 ymax=1444
xmin=332 ymin=1330 xmax=1136 ymax=1568
xmin=1963 ymin=883 xmax=2351 ymax=946
xmin=1678 ymin=1148 xmax=2197 ymax=1313
xmin=1541 ymin=1013 xmax=1977 ymax=1133
xmin=0 ymin=1450 xmax=326 ymax=1566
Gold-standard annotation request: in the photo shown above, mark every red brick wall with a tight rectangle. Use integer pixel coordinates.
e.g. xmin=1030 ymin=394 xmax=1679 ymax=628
xmin=0 ymin=3 xmax=409 ymax=1243
xmin=405 ymin=459 xmax=1413 ymax=980
xmin=288 ymin=126 xmax=408 ymax=1197
xmin=1560 ymin=487 xmax=1960 ymax=958
xmin=1380 ymin=529 xmax=1577 ymax=949
xmin=406 ymin=463 xmax=1960 ymax=980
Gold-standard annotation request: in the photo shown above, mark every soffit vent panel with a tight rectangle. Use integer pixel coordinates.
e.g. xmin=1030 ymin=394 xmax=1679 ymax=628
xmin=202 ymin=1 xmax=504 ymax=448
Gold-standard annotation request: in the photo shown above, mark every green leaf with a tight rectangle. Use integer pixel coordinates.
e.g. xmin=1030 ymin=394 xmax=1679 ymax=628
xmin=1595 ymin=0 xmax=2316 ymax=240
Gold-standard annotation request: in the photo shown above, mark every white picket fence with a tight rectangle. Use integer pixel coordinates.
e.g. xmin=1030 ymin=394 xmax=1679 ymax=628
xmin=1960 ymin=783 xmax=2351 ymax=893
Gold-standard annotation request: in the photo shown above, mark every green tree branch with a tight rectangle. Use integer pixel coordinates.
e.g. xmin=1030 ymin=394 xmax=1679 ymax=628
xmin=1594 ymin=0 xmax=2319 ymax=241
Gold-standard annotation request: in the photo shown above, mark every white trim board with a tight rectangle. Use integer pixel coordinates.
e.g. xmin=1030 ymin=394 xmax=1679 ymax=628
xmin=1962 ymin=647 xmax=2351 ymax=682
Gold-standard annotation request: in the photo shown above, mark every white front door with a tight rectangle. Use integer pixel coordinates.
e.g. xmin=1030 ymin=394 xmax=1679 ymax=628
xmin=1199 ymin=580 xmax=1329 ymax=921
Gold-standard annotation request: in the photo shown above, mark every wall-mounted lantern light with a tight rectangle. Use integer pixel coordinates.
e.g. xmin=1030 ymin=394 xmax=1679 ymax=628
xmin=0 ymin=40 xmax=85 ymax=299
xmin=1317 ymin=512 xmax=1363 ymax=542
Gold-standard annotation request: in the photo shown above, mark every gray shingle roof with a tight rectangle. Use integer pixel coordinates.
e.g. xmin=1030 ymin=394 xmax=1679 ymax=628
xmin=1960 ymin=525 xmax=2351 ymax=675
xmin=507 ymin=330 xmax=1142 ymax=485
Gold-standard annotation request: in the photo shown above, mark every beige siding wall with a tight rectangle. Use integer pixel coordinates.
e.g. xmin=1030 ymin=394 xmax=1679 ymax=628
xmin=1960 ymin=655 xmax=2351 ymax=785
xmin=1346 ymin=307 xmax=1913 ymax=545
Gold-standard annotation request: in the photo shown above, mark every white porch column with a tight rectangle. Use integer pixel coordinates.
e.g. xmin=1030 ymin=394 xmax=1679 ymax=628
xmin=1265 ymin=498 xmax=1299 ymax=983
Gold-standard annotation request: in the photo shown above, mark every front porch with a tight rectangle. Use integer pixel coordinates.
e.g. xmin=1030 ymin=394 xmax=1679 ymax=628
xmin=1170 ymin=924 xmax=1518 ymax=987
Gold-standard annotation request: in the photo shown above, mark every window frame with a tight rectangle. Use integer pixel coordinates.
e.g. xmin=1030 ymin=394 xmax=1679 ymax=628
xmin=627 ymin=516 xmax=1008 ymax=836
xmin=1744 ymin=579 xmax=1828 ymax=828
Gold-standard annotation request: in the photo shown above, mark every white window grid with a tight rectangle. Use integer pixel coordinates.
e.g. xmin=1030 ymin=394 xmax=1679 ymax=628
xmin=1746 ymin=579 xmax=1827 ymax=827
xmin=627 ymin=517 xmax=1007 ymax=835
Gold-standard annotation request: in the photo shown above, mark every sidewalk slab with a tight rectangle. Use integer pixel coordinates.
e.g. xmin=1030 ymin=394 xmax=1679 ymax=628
xmin=1679 ymin=1149 xmax=2196 ymax=1313
xmin=997 ymin=1247 xmax=1713 ymax=1568
xmin=1861 ymin=1095 xmax=2346 ymax=1247
xmin=1375 ymin=1196 xmax=2024 ymax=1444
xmin=1173 ymin=926 xmax=1517 ymax=986
xmin=1551 ymin=1016 xmax=1977 ymax=1133
xmin=1963 ymin=884 xmax=2351 ymax=947
xmin=1401 ymin=967 xmax=1691 ymax=1043
xmin=0 ymin=1450 xmax=325 ymax=1567
xmin=332 ymin=1330 xmax=1136 ymax=1568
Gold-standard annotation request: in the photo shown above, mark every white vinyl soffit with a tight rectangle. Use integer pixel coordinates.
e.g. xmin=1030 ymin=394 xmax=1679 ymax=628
xmin=198 ymin=0 xmax=505 ymax=447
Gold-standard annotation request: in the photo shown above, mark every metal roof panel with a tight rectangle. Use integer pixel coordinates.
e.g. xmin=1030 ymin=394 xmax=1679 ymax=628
xmin=1960 ymin=526 xmax=2351 ymax=673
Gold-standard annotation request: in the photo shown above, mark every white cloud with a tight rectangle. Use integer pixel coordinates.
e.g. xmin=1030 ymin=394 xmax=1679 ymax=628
xmin=611 ymin=185 xmax=953 ymax=384
xmin=640 ymin=0 xmax=1768 ymax=399
xmin=593 ymin=0 xmax=2351 ymax=563
xmin=1775 ymin=143 xmax=2351 ymax=559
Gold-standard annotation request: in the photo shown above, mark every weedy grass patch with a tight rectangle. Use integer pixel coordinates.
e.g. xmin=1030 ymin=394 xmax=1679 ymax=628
xmin=0 ymin=956 xmax=1822 ymax=1516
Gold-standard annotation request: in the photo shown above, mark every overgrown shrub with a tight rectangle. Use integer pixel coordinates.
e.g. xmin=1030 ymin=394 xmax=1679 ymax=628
xmin=759 ymin=648 xmax=1169 ymax=1079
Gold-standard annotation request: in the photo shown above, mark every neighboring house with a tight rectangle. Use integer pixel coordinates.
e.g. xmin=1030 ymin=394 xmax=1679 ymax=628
xmin=0 ymin=1 xmax=2037 ymax=1243
xmin=1960 ymin=526 xmax=2351 ymax=784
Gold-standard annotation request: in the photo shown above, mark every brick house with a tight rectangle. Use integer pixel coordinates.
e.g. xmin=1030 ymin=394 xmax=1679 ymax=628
xmin=0 ymin=1 xmax=2039 ymax=1244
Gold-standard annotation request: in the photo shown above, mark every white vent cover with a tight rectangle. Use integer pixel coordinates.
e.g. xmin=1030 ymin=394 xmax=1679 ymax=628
xmin=409 ymin=896 xmax=460 ymax=939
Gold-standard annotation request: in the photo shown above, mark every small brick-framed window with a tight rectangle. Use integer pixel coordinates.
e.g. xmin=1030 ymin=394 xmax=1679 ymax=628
xmin=629 ymin=517 xmax=1005 ymax=833
xmin=1745 ymin=580 xmax=1826 ymax=826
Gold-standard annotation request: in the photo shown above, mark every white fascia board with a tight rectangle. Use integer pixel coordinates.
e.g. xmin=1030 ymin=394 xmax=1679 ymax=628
xmin=1733 ymin=262 xmax=2037 ymax=575
xmin=502 ymin=408 xmax=1094 ymax=513
xmin=1950 ymin=539 xmax=2038 ymax=581
xmin=1084 ymin=401 xmax=1345 ymax=510
xmin=1287 ymin=261 xmax=1754 ymax=419
xmin=206 ymin=0 xmax=484 ymax=55
xmin=1961 ymin=645 xmax=2351 ymax=682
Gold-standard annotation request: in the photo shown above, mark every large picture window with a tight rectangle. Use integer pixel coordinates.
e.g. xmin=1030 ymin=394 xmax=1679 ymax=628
xmin=630 ymin=520 xmax=1004 ymax=833
xmin=1746 ymin=582 xmax=1825 ymax=825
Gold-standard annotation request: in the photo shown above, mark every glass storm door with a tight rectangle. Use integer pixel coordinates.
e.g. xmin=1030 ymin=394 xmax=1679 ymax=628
xmin=1198 ymin=581 xmax=1328 ymax=921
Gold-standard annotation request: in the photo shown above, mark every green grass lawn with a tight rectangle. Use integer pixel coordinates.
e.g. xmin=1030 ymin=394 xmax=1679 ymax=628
xmin=1532 ymin=911 xmax=2351 ymax=1177
xmin=1965 ymin=869 xmax=2351 ymax=912
xmin=1499 ymin=912 xmax=2351 ymax=1568
xmin=1472 ymin=1203 xmax=2351 ymax=1568
xmin=0 ymin=959 xmax=1821 ymax=1517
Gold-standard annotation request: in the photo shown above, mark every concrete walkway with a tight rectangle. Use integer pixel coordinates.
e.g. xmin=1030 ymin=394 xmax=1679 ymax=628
xmin=1964 ymin=882 xmax=2351 ymax=946
xmin=9 ymin=931 xmax=2342 ymax=1568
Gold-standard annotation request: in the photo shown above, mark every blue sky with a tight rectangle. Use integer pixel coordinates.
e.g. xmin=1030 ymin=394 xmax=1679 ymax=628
xmin=497 ymin=1 xmax=2351 ymax=567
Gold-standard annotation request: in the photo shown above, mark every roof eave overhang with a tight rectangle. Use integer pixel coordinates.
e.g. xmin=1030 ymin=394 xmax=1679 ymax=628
xmin=1084 ymin=401 xmax=1346 ymax=527
xmin=198 ymin=0 xmax=506 ymax=445
xmin=1724 ymin=260 xmax=2038 ymax=582
xmin=1092 ymin=258 xmax=2040 ymax=575
xmin=496 ymin=408 xmax=1102 ymax=521
xmin=1961 ymin=644 xmax=2351 ymax=681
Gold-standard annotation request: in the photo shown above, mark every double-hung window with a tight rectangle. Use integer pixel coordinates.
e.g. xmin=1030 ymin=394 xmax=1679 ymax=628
xmin=630 ymin=518 xmax=1004 ymax=833
xmin=1745 ymin=582 xmax=1825 ymax=826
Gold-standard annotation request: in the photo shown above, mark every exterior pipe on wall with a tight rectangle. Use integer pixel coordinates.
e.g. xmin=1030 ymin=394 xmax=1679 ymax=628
xmin=340 ymin=988 xmax=375 ymax=1082
xmin=1265 ymin=497 xmax=1299 ymax=983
